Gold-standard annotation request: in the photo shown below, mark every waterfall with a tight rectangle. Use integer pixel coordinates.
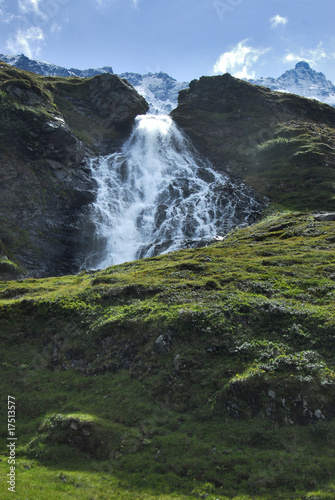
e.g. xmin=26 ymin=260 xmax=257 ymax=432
xmin=85 ymin=114 xmax=264 ymax=269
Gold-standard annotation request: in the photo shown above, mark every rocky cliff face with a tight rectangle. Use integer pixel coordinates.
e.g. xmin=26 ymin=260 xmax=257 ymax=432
xmin=0 ymin=63 xmax=148 ymax=279
xmin=2 ymin=62 xmax=335 ymax=280
xmin=171 ymin=73 xmax=335 ymax=212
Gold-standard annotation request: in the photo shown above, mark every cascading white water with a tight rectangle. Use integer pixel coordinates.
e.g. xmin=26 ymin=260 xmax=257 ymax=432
xmin=85 ymin=114 xmax=263 ymax=269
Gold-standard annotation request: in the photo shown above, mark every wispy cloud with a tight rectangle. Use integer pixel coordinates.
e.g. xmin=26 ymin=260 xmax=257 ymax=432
xmin=0 ymin=0 xmax=19 ymax=24
xmin=270 ymin=15 xmax=288 ymax=28
xmin=94 ymin=0 xmax=141 ymax=9
xmin=6 ymin=26 xmax=45 ymax=58
xmin=18 ymin=0 xmax=42 ymax=14
xmin=213 ymin=39 xmax=269 ymax=79
xmin=0 ymin=8 xmax=16 ymax=24
xmin=284 ymin=43 xmax=329 ymax=67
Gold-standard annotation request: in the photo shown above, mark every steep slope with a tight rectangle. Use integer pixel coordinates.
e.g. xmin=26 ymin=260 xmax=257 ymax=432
xmin=250 ymin=61 xmax=335 ymax=107
xmin=1 ymin=212 xmax=335 ymax=499
xmin=171 ymin=73 xmax=335 ymax=211
xmin=0 ymin=63 xmax=148 ymax=279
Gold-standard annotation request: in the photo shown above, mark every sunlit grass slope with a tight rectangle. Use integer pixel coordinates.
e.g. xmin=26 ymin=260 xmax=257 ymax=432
xmin=1 ymin=212 xmax=335 ymax=499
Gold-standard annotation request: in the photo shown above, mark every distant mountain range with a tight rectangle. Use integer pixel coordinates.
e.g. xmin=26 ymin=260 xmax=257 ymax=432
xmin=249 ymin=61 xmax=335 ymax=107
xmin=0 ymin=53 xmax=114 ymax=78
xmin=0 ymin=53 xmax=187 ymax=113
xmin=1 ymin=54 xmax=335 ymax=111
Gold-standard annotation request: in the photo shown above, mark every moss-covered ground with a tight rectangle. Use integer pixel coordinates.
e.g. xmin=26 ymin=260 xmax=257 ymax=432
xmin=1 ymin=212 xmax=335 ymax=499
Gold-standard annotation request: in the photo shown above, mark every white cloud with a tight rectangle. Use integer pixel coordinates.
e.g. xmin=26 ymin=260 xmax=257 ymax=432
xmin=284 ymin=43 xmax=328 ymax=67
xmin=6 ymin=26 xmax=44 ymax=58
xmin=270 ymin=15 xmax=288 ymax=28
xmin=18 ymin=0 xmax=49 ymax=23
xmin=0 ymin=1 xmax=18 ymax=24
xmin=18 ymin=0 xmax=41 ymax=14
xmin=213 ymin=39 xmax=269 ymax=79
xmin=0 ymin=8 xmax=16 ymax=23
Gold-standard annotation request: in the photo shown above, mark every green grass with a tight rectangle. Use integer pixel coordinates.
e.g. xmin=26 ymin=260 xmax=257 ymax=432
xmin=1 ymin=212 xmax=335 ymax=498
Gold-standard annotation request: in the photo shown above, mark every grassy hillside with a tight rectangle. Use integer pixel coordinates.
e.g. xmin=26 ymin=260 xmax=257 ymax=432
xmin=1 ymin=211 xmax=335 ymax=499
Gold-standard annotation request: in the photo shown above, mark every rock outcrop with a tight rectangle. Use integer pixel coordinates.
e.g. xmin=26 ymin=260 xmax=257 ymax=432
xmin=0 ymin=63 xmax=148 ymax=279
xmin=171 ymin=73 xmax=335 ymax=212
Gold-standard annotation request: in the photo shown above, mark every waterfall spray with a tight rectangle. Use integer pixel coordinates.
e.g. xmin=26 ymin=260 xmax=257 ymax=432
xmin=85 ymin=114 xmax=263 ymax=269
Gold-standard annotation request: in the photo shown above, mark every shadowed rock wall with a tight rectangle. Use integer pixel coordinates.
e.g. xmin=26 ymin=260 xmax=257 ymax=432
xmin=0 ymin=63 xmax=148 ymax=278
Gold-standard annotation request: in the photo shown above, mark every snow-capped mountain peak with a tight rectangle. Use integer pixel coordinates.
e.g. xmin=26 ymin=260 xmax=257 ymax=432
xmin=0 ymin=53 xmax=188 ymax=114
xmin=1 ymin=53 xmax=335 ymax=110
xmin=119 ymin=72 xmax=189 ymax=114
xmin=0 ymin=53 xmax=114 ymax=78
xmin=250 ymin=61 xmax=335 ymax=106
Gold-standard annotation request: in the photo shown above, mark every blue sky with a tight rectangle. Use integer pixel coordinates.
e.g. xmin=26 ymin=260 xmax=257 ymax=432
xmin=0 ymin=0 xmax=334 ymax=82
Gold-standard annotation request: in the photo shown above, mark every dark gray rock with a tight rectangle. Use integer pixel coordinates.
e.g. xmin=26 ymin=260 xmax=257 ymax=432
xmin=155 ymin=333 xmax=173 ymax=354
xmin=0 ymin=66 xmax=149 ymax=278
xmin=89 ymin=73 xmax=148 ymax=130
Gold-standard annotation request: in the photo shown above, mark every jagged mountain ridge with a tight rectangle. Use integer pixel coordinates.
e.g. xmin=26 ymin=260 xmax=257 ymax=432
xmin=0 ymin=54 xmax=188 ymax=113
xmin=0 ymin=53 xmax=114 ymax=78
xmin=1 ymin=54 xmax=335 ymax=110
xmin=249 ymin=61 xmax=335 ymax=107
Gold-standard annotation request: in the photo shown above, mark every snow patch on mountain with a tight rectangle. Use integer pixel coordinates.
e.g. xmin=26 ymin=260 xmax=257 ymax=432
xmin=2 ymin=54 xmax=334 ymax=112
xmin=119 ymin=72 xmax=189 ymax=114
xmin=250 ymin=61 xmax=335 ymax=107
xmin=0 ymin=53 xmax=114 ymax=78
xmin=0 ymin=54 xmax=188 ymax=113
